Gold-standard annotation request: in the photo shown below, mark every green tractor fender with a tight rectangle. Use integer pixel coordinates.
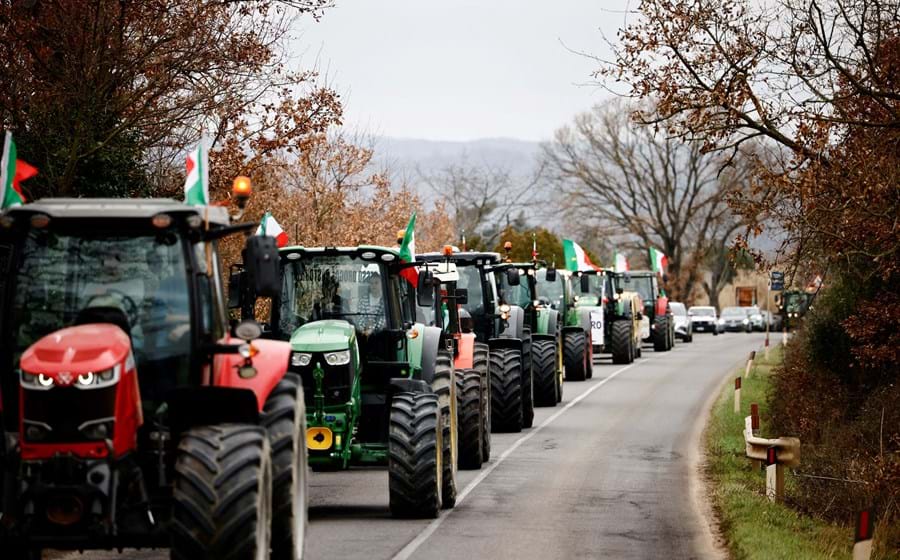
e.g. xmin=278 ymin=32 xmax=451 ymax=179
xmin=408 ymin=324 xmax=446 ymax=385
xmin=534 ymin=307 xmax=559 ymax=341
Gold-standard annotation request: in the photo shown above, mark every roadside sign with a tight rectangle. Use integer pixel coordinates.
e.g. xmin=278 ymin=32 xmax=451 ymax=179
xmin=771 ymin=281 xmax=784 ymax=291
xmin=770 ymin=271 xmax=784 ymax=281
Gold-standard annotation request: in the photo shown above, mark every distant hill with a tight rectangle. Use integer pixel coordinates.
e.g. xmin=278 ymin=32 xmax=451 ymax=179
xmin=373 ymin=136 xmax=542 ymax=179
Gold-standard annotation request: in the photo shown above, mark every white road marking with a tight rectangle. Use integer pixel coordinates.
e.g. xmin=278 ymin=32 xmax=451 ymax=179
xmin=390 ymin=359 xmax=644 ymax=560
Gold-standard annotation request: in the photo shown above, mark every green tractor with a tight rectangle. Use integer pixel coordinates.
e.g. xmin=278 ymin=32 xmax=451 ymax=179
xmin=778 ymin=289 xmax=812 ymax=331
xmin=613 ymin=271 xmax=674 ymax=352
xmin=415 ymin=256 xmax=487 ymax=470
xmin=262 ymin=246 xmax=459 ymax=518
xmin=535 ymin=268 xmax=592 ymax=395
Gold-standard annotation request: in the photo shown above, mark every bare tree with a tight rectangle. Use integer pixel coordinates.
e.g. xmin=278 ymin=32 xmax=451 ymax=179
xmin=542 ymin=99 xmax=749 ymax=303
xmin=418 ymin=160 xmax=545 ymax=249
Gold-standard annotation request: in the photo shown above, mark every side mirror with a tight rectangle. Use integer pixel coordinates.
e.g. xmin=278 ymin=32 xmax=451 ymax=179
xmin=506 ymin=268 xmax=521 ymax=286
xmin=635 ymin=311 xmax=643 ymax=320
xmin=417 ymin=270 xmax=435 ymax=307
xmin=244 ymin=235 xmax=281 ymax=298
xmin=580 ymin=274 xmax=590 ymax=293
xmin=228 ymin=270 xmax=243 ymax=309
xmin=615 ymin=286 xmax=624 ymax=295
xmin=545 ymin=268 xmax=557 ymax=282
xmin=455 ymin=288 xmax=468 ymax=305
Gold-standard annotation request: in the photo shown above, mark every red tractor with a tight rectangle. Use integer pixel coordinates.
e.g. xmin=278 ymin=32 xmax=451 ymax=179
xmin=0 ymin=197 xmax=307 ymax=559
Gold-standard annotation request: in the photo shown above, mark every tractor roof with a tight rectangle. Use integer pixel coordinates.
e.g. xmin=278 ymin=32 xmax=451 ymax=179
xmin=418 ymin=251 xmax=501 ymax=265
xmin=4 ymin=198 xmax=231 ymax=226
xmin=622 ymin=269 xmax=656 ymax=277
xmin=279 ymin=245 xmax=402 ymax=263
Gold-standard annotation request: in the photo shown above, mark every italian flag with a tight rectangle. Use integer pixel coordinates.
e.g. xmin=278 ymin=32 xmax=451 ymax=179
xmin=183 ymin=141 xmax=209 ymax=206
xmin=0 ymin=132 xmax=38 ymax=209
xmin=563 ymin=239 xmax=600 ymax=272
xmin=398 ymin=213 xmax=417 ymax=286
xmin=649 ymin=247 xmax=668 ymax=273
xmin=613 ymin=251 xmax=629 ymax=272
xmin=256 ymin=212 xmax=289 ymax=247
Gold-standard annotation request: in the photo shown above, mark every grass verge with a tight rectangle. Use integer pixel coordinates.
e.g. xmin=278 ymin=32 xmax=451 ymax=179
xmin=704 ymin=343 xmax=898 ymax=560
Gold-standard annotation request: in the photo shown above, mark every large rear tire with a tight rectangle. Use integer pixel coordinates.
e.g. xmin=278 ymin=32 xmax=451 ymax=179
xmin=653 ymin=315 xmax=669 ymax=352
xmin=473 ymin=342 xmax=491 ymax=461
xmin=521 ymin=330 xmax=534 ymax=428
xmin=456 ymin=369 xmax=483 ymax=469
xmin=563 ymin=330 xmax=586 ymax=381
xmin=610 ymin=320 xmax=633 ymax=364
xmin=172 ymin=424 xmax=273 ymax=560
xmin=388 ymin=393 xmax=442 ymax=518
xmin=431 ymin=351 xmax=457 ymax=508
xmin=262 ymin=373 xmax=307 ymax=560
xmin=532 ymin=339 xmax=558 ymax=407
xmin=490 ymin=348 xmax=523 ymax=432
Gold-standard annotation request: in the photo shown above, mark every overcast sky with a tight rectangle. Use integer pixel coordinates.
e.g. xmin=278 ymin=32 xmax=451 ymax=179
xmin=294 ymin=0 xmax=631 ymax=142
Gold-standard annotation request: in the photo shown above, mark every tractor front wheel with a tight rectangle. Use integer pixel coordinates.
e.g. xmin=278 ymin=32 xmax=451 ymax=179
xmin=432 ymin=351 xmax=458 ymax=508
xmin=490 ymin=348 xmax=524 ymax=432
xmin=456 ymin=369 xmax=484 ymax=469
xmin=611 ymin=320 xmax=633 ymax=364
xmin=262 ymin=372 xmax=308 ymax=560
xmin=532 ymin=339 xmax=559 ymax=407
xmin=473 ymin=342 xmax=491 ymax=461
xmin=389 ymin=393 xmax=442 ymax=518
xmin=172 ymin=424 xmax=273 ymax=560
xmin=521 ymin=330 xmax=534 ymax=428
xmin=563 ymin=330 xmax=587 ymax=381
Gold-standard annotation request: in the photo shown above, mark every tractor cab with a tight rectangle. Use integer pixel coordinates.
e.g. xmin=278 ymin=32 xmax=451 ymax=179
xmin=0 ymin=198 xmax=304 ymax=558
xmin=614 ymin=270 xmax=674 ymax=352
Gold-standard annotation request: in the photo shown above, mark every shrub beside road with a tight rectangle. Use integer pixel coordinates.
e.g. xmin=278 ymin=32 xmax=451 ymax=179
xmin=704 ymin=344 xmax=899 ymax=560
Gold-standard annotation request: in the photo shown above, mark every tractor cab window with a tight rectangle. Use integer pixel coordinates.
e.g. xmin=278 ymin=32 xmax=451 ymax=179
xmin=10 ymin=228 xmax=192 ymax=398
xmin=279 ymin=255 xmax=390 ymax=337
xmin=577 ymin=273 xmax=604 ymax=305
xmin=457 ymin=265 xmax=485 ymax=318
xmin=536 ymin=269 xmax=565 ymax=309
xmin=497 ymin=267 xmax=533 ymax=309
xmin=617 ymin=275 xmax=655 ymax=303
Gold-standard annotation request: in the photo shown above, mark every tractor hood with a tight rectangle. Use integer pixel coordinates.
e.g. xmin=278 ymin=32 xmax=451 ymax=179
xmin=290 ymin=320 xmax=357 ymax=352
xmin=20 ymin=323 xmax=130 ymax=380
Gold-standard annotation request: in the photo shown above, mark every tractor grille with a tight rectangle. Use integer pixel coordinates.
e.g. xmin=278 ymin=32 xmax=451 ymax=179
xmin=22 ymin=385 xmax=116 ymax=443
xmin=291 ymin=355 xmax=353 ymax=406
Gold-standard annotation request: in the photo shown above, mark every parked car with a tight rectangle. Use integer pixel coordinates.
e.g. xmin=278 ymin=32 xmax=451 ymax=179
xmin=721 ymin=306 xmax=753 ymax=332
xmin=742 ymin=305 xmax=765 ymax=331
xmin=669 ymin=302 xmax=693 ymax=342
xmin=688 ymin=305 xmax=721 ymax=335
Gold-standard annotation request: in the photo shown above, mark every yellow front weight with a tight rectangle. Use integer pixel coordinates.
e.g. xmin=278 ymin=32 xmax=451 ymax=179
xmin=307 ymin=427 xmax=333 ymax=450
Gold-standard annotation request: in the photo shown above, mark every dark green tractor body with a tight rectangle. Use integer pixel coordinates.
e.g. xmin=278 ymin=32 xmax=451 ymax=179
xmin=269 ymin=246 xmax=458 ymax=517
xmin=613 ymin=271 xmax=674 ymax=352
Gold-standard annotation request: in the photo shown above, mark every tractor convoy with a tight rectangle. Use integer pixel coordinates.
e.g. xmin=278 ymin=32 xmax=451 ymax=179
xmin=0 ymin=189 xmax=686 ymax=559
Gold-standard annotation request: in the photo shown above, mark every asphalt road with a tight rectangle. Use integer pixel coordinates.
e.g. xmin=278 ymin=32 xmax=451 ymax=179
xmin=56 ymin=331 xmax=768 ymax=560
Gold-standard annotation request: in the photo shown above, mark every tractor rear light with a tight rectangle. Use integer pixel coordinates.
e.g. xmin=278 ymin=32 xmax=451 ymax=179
xmin=602 ymin=297 xmax=609 ymax=304
xmin=151 ymin=213 xmax=172 ymax=228
xmin=30 ymin=213 xmax=50 ymax=229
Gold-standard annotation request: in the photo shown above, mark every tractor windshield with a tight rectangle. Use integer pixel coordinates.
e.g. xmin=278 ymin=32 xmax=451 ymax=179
xmin=279 ymin=255 xmax=389 ymax=336
xmin=536 ymin=270 xmax=565 ymax=309
xmin=10 ymin=228 xmax=191 ymax=371
xmin=457 ymin=265 xmax=486 ymax=318
xmin=617 ymin=275 xmax=655 ymax=303
xmin=496 ymin=267 xmax=533 ymax=309
xmin=575 ymin=273 xmax=603 ymax=306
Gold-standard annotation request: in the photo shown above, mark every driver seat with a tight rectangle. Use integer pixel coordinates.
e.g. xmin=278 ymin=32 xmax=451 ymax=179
xmin=74 ymin=306 xmax=132 ymax=337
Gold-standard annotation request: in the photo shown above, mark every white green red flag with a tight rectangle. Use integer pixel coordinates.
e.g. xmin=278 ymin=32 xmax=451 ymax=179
xmin=398 ymin=213 xmax=417 ymax=286
xmin=613 ymin=251 xmax=629 ymax=272
xmin=649 ymin=247 xmax=668 ymax=273
xmin=0 ymin=132 xmax=38 ymax=209
xmin=563 ymin=239 xmax=600 ymax=272
xmin=183 ymin=141 xmax=209 ymax=206
xmin=256 ymin=212 xmax=289 ymax=247
xmin=531 ymin=233 xmax=538 ymax=261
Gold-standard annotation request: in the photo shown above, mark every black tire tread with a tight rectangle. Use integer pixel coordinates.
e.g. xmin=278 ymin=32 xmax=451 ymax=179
xmin=563 ymin=330 xmax=587 ymax=381
xmin=531 ymin=339 xmax=558 ymax=407
xmin=473 ymin=342 xmax=491 ymax=461
xmin=611 ymin=320 xmax=633 ymax=364
xmin=456 ymin=369 xmax=483 ymax=469
xmin=388 ymin=392 xmax=442 ymax=518
xmin=432 ymin=351 xmax=457 ymax=508
xmin=489 ymin=348 xmax=523 ymax=432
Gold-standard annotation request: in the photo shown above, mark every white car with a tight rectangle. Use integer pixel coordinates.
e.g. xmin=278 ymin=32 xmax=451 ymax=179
xmin=688 ymin=305 xmax=721 ymax=335
xmin=669 ymin=302 xmax=693 ymax=342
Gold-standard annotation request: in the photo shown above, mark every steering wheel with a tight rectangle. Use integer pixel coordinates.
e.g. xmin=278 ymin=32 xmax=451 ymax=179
xmin=86 ymin=289 xmax=140 ymax=327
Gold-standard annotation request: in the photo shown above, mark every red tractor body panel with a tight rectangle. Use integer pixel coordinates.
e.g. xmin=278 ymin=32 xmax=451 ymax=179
xmin=212 ymin=335 xmax=292 ymax=410
xmin=655 ymin=296 xmax=669 ymax=317
xmin=453 ymin=332 xmax=476 ymax=369
xmin=18 ymin=324 xmax=142 ymax=460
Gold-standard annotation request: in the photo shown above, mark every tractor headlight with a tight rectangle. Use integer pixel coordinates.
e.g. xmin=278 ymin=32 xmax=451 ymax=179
xmin=74 ymin=365 xmax=120 ymax=390
xmin=21 ymin=371 xmax=55 ymax=390
xmin=324 ymin=350 xmax=351 ymax=366
xmin=291 ymin=352 xmax=312 ymax=367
